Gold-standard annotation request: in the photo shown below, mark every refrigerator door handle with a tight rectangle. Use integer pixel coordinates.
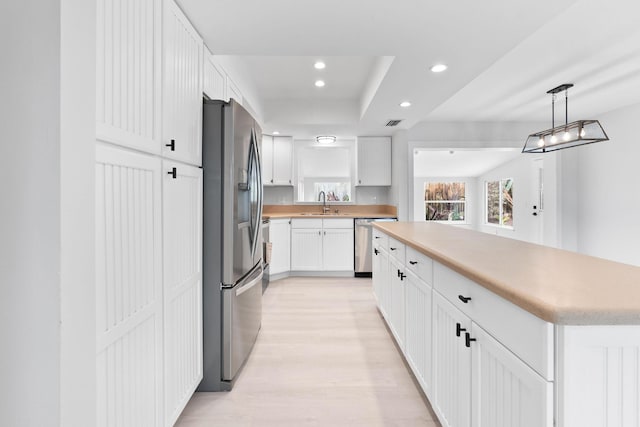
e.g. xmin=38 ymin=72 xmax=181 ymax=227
xmin=249 ymin=129 xmax=263 ymax=258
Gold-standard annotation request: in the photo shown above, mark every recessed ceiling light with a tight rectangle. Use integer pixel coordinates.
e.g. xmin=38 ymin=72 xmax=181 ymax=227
xmin=430 ymin=64 xmax=448 ymax=73
xmin=315 ymin=80 xmax=325 ymax=88
xmin=273 ymin=131 xmax=280 ymax=135
xmin=314 ymin=61 xmax=326 ymax=70
xmin=400 ymin=101 xmax=412 ymax=108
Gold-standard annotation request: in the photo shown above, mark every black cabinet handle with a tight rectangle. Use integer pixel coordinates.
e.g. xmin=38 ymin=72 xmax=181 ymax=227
xmin=374 ymin=248 xmax=379 ymax=256
xmin=390 ymin=247 xmax=397 ymax=251
xmin=409 ymin=261 xmax=418 ymax=265
xmin=168 ymin=167 xmax=177 ymax=179
xmin=399 ymin=272 xmax=406 ymax=281
xmin=397 ymin=269 xmax=401 ymax=277
xmin=374 ymin=236 xmax=381 ymax=239
xmin=456 ymin=322 xmax=466 ymax=337
xmin=458 ymin=295 xmax=472 ymax=304
xmin=166 ymin=139 xmax=175 ymax=151
xmin=465 ymin=332 xmax=476 ymax=348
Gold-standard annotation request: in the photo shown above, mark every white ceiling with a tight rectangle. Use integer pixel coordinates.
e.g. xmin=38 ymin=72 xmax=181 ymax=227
xmin=413 ymin=149 xmax=522 ymax=178
xmin=178 ymin=0 xmax=640 ymax=139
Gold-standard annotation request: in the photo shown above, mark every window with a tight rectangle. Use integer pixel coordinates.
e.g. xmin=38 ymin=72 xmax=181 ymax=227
xmin=424 ymin=182 xmax=466 ymax=222
xmin=295 ymin=144 xmax=353 ymax=203
xmin=486 ymin=178 xmax=513 ymax=227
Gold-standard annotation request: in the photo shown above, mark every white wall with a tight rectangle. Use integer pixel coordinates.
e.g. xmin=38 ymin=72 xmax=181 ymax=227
xmin=60 ymin=0 xmax=96 ymax=425
xmin=0 ymin=3 xmax=61 ymax=425
xmin=573 ymin=102 xmax=640 ymax=266
xmin=475 ymin=155 xmax=544 ymax=243
xmin=390 ymin=130 xmax=410 ymax=220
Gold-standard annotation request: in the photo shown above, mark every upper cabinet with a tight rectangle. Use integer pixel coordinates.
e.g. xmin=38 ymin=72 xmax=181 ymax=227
xmin=162 ymin=0 xmax=203 ymax=166
xmin=356 ymin=136 xmax=391 ymax=186
xmin=96 ymin=0 xmax=162 ymax=154
xmin=262 ymin=135 xmax=293 ymax=186
xmin=203 ymin=50 xmax=226 ymax=102
xmin=226 ymin=75 xmax=244 ymax=106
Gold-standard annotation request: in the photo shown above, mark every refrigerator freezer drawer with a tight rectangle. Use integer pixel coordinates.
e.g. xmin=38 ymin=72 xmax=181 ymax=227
xmin=222 ymin=265 xmax=263 ymax=381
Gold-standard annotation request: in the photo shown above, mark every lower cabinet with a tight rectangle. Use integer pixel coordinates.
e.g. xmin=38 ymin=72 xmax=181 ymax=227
xmin=389 ymin=256 xmax=406 ymax=350
xmin=290 ymin=219 xmax=353 ymax=272
xmin=432 ymin=292 xmax=472 ymax=427
xmin=269 ymin=219 xmax=291 ymax=275
xmin=404 ymin=270 xmax=433 ymax=398
xmin=372 ymin=229 xmax=553 ymax=427
xmin=290 ymin=228 xmax=323 ymax=270
xmin=162 ymin=161 xmax=203 ymax=426
xmin=470 ymin=324 xmax=553 ymax=427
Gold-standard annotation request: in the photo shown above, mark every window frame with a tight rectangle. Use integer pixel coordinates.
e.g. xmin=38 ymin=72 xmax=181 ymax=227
xmin=423 ymin=181 xmax=468 ymax=224
xmin=485 ymin=178 xmax=514 ymax=229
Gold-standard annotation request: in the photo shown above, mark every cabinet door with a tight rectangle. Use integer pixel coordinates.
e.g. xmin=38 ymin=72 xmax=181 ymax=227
xmin=226 ymin=75 xmax=243 ymax=105
xmin=373 ymin=246 xmax=390 ymax=319
xmin=163 ymin=0 xmax=203 ymax=166
xmin=389 ymin=257 xmax=406 ymax=350
xmin=203 ymin=54 xmax=226 ymax=101
xmin=405 ymin=270 xmax=433 ymax=398
xmin=96 ymin=0 xmax=162 ymax=154
xmin=470 ymin=324 xmax=553 ymax=427
xmin=272 ymin=136 xmax=293 ymax=186
xmin=95 ymin=144 xmax=163 ymax=427
xmin=262 ymin=135 xmax=274 ymax=186
xmin=290 ymin=229 xmax=322 ymax=270
xmin=356 ymin=136 xmax=391 ymax=186
xmin=322 ymin=228 xmax=354 ymax=271
xmin=432 ymin=291 xmax=472 ymax=427
xmin=162 ymin=162 xmax=203 ymax=426
xmin=269 ymin=219 xmax=290 ymax=275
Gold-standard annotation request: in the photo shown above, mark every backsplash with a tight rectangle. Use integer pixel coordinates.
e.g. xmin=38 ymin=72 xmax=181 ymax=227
xmin=263 ymin=186 xmax=389 ymax=205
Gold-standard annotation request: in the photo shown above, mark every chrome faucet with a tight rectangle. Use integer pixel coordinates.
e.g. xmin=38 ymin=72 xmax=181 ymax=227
xmin=318 ymin=191 xmax=330 ymax=214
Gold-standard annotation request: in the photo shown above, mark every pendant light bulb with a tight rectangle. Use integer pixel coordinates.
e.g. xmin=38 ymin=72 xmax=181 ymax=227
xmin=563 ymin=130 xmax=571 ymax=141
xmin=580 ymin=127 xmax=586 ymax=138
xmin=537 ymin=137 xmax=545 ymax=147
xmin=550 ymin=134 xmax=557 ymax=144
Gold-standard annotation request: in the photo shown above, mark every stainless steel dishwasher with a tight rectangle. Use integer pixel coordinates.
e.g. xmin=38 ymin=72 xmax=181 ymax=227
xmin=354 ymin=218 xmax=397 ymax=277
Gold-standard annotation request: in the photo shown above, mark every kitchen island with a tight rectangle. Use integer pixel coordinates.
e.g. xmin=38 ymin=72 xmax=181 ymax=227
xmin=372 ymin=221 xmax=640 ymax=427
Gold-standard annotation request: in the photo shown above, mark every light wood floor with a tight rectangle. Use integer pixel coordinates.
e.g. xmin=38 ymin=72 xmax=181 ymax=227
xmin=175 ymin=277 xmax=440 ymax=426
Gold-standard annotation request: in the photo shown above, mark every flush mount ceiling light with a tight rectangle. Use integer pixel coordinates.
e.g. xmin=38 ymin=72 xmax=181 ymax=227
xmin=522 ymin=83 xmax=609 ymax=153
xmin=315 ymin=80 xmax=325 ymax=88
xmin=430 ymin=64 xmax=448 ymax=73
xmin=314 ymin=61 xmax=326 ymax=70
xmin=400 ymin=101 xmax=412 ymax=108
xmin=316 ymin=135 xmax=336 ymax=144
xmin=272 ymin=131 xmax=280 ymax=135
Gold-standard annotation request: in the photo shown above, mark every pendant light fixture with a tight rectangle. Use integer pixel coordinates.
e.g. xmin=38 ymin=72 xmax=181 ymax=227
xmin=522 ymin=83 xmax=609 ymax=153
xmin=316 ymin=135 xmax=336 ymax=144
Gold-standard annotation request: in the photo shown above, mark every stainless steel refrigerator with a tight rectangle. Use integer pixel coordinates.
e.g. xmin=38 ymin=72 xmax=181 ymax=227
xmin=200 ymin=99 xmax=263 ymax=391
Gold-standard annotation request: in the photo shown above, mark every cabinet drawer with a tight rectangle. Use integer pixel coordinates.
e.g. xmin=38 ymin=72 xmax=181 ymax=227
xmin=372 ymin=228 xmax=388 ymax=249
xmin=388 ymin=237 xmax=405 ymax=264
xmin=406 ymin=246 xmax=433 ymax=286
xmin=322 ymin=218 xmax=353 ymax=229
xmin=291 ymin=218 xmax=323 ymax=229
xmin=434 ymin=262 xmax=554 ymax=380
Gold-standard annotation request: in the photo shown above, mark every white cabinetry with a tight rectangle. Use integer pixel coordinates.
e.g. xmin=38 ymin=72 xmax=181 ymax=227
xmin=290 ymin=218 xmax=353 ymax=272
xmin=356 ymin=136 xmax=391 ymax=186
xmin=226 ymin=75 xmax=243 ymax=105
xmin=404 ymin=269 xmax=433 ymax=398
xmin=96 ymin=0 xmax=162 ymax=154
xmin=432 ymin=292 xmax=472 ymax=427
xmin=372 ymin=229 xmax=553 ymax=427
xmin=471 ymin=324 xmax=553 ymax=427
xmin=95 ymin=144 xmax=164 ymax=427
xmin=269 ymin=219 xmax=291 ymax=275
xmin=163 ymin=0 xmax=203 ymax=166
xmin=262 ymin=135 xmax=293 ymax=186
xmin=203 ymin=50 xmax=226 ymax=101
xmin=162 ymin=162 xmax=203 ymax=426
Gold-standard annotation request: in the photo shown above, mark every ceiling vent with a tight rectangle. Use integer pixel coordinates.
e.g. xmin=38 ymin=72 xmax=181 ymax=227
xmin=385 ymin=119 xmax=403 ymax=127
